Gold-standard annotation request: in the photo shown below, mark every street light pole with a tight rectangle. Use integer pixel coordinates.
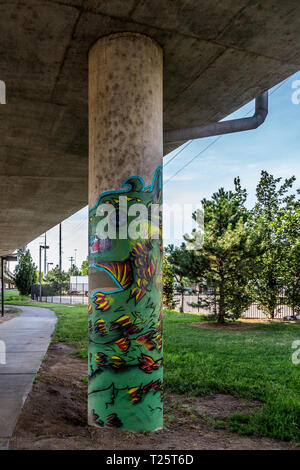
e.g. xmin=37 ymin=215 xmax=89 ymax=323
xmin=59 ymin=223 xmax=62 ymax=300
xmin=47 ymin=262 xmax=53 ymax=274
xmin=39 ymin=246 xmax=42 ymax=302
xmin=39 ymin=245 xmax=49 ymax=301
xmin=44 ymin=233 xmax=47 ymax=280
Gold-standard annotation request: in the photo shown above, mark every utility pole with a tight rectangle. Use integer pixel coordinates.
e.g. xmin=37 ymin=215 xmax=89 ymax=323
xmin=69 ymin=256 xmax=74 ymax=271
xmin=39 ymin=246 xmax=42 ymax=301
xmin=59 ymin=223 xmax=62 ymax=273
xmin=44 ymin=233 xmax=47 ymax=280
xmin=59 ymin=223 xmax=62 ymax=299
xmin=39 ymin=245 xmax=49 ymax=301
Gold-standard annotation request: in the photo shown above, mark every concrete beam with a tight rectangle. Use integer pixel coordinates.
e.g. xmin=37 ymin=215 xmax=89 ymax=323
xmin=0 ymin=1 xmax=299 ymax=254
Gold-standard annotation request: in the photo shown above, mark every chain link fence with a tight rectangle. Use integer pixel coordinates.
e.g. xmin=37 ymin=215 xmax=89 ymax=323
xmin=174 ymin=294 xmax=295 ymax=319
xmin=31 ymin=283 xmax=89 ymax=305
xmin=31 ymin=285 xmax=296 ymax=317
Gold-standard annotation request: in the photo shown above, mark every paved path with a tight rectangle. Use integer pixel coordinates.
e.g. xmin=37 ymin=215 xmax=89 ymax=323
xmin=0 ymin=305 xmax=57 ymax=450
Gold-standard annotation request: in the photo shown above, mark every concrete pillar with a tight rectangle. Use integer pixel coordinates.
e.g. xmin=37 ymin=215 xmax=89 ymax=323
xmin=88 ymin=33 xmax=163 ymax=431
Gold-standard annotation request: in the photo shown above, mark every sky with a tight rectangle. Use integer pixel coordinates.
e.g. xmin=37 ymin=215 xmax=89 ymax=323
xmin=13 ymin=70 xmax=300 ymax=275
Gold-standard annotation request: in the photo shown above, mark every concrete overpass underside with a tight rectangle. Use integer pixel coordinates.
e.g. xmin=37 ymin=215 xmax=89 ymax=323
xmin=0 ymin=0 xmax=299 ymax=255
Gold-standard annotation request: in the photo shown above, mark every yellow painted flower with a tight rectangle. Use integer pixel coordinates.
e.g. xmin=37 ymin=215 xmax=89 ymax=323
xmin=94 ymin=292 xmax=110 ymax=311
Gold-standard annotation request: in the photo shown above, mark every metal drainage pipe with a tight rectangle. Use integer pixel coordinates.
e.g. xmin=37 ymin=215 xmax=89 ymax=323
xmin=163 ymin=92 xmax=268 ymax=144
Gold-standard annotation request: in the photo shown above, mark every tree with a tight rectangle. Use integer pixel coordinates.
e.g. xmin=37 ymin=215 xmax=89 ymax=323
xmin=186 ymin=178 xmax=263 ymax=323
xmin=68 ymin=264 xmax=81 ymax=276
xmin=81 ymin=257 xmax=88 ymax=276
xmin=162 ymin=254 xmax=175 ymax=309
xmin=250 ymin=171 xmax=298 ymax=318
xmin=166 ymin=243 xmax=192 ymax=313
xmin=277 ymin=206 xmax=300 ymax=315
xmin=14 ymin=247 xmax=37 ymax=295
xmin=44 ymin=265 xmax=69 ymax=284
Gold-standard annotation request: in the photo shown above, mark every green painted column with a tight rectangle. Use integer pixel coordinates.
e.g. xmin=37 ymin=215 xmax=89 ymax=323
xmin=88 ymin=33 xmax=163 ymax=431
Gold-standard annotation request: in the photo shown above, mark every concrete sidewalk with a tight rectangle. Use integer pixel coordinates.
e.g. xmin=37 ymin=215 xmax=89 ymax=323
xmin=0 ymin=305 xmax=57 ymax=450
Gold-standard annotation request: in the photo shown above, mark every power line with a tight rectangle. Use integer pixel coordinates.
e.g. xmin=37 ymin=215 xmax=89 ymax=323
xmin=164 ymin=136 xmax=222 ymax=186
xmin=66 ymin=218 xmax=87 ymax=244
xmin=163 ymin=79 xmax=289 ymax=185
xmin=269 ymin=78 xmax=289 ymax=96
xmin=163 ymin=140 xmax=192 ymax=167
xmin=164 ymin=100 xmax=258 ymax=185
xmin=66 ymin=219 xmax=85 ymax=234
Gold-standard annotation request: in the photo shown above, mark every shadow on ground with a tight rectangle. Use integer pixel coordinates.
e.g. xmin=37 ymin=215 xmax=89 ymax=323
xmin=9 ymin=342 xmax=298 ymax=450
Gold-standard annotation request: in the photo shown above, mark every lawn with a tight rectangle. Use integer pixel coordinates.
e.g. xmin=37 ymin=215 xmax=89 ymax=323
xmin=5 ymin=297 xmax=300 ymax=443
xmin=164 ymin=311 xmax=300 ymax=443
xmin=4 ymin=288 xmax=30 ymax=302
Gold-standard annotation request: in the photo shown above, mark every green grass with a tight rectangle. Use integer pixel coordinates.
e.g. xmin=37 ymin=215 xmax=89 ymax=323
xmin=164 ymin=310 xmax=300 ymax=443
xmin=50 ymin=304 xmax=87 ymax=358
xmin=4 ymin=288 xmax=30 ymax=301
xmin=5 ymin=307 xmax=21 ymax=314
xmin=6 ymin=299 xmax=300 ymax=442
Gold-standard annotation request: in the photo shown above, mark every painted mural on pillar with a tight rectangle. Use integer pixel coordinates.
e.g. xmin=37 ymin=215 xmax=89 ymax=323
xmin=88 ymin=166 xmax=163 ymax=431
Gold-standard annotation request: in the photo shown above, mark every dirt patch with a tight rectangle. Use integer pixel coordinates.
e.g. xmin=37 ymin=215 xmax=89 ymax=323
xmin=179 ymin=394 xmax=261 ymax=420
xmin=189 ymin=318 xmax=299 ymax=330
xmin=0 ymin=308 xmax=21 ymax=325
xmin=9 ymin=342 xmax=298 ymax=450
xmin=189 ymin=320 xmax=268 ymax=330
